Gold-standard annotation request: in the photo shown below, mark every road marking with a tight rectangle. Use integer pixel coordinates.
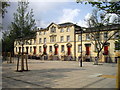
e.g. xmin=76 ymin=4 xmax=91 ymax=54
xmin=98 ymin=75 xmax=116 ymax=79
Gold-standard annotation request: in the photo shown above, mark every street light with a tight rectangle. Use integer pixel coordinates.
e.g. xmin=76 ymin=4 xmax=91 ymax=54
xmin=75 ymin=26 xmax=84 ymax=67
xmin=80 ymin=28 xmax=83 ymax=67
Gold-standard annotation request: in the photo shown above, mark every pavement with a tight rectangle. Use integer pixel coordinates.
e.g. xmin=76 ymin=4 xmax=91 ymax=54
xmin=2 ymin=58 xmax=117 ymax=89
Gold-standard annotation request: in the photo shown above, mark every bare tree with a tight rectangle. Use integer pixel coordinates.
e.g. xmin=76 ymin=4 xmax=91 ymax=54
xmin=85 ymin=9 xmax=120 ymax=64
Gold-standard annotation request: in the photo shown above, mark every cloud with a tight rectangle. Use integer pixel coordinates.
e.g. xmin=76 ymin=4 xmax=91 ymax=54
xmin=77 ymin=13 xmax=92 ymax=27
xmin=36 ymin=20 xmax=50 ymax=28
xmin=77 ymin=20 xmax=88 ymax=27
xmin=85 ymin=13 xmax=92 ymax=20
xmin=28 ymin=0 xmax=74 ymax=2
xmin=107 ymin=13 xmax=119 ymax=23
xmin=58 ymin=8 xmax=80 ymax=23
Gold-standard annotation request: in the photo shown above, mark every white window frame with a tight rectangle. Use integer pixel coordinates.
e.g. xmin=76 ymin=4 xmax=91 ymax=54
xmin=78 ymin=45 xmax=81 ymax=53
xmin=61 ymin=36 xmax=64 ymax=42
xmin=66 ymin=27 xmax=70 ymax=32
xmin=44 ymin=38 xmax=46 ymax=43
xmin=86 ymin=34 xmax=90 ymax=40
xmin=78 ymin=35 xmax=81 ymax=41
xmin=104 ymin=32 xmax=108 ymax=40
xmin=39 ymin=38 xmax=42 ymax=44
xmin=60 ymin=28 xmax=64 ymax=32
xmin=67 ymin=35 xmax=70 ymax=42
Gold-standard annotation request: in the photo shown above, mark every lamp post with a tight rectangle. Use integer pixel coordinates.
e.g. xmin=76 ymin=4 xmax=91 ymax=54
xmin=80 ymin=29 xmax=82 ymax=67
xmin=75 ymin=26 xmax=83 ymax=67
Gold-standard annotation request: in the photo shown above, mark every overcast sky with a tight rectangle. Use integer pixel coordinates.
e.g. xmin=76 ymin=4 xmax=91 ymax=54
xmin=2 ymin=0 xmax=96 ymax=30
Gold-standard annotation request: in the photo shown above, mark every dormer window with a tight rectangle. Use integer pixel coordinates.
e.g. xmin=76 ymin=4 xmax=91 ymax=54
xmin=50 ymin=26 xmax=56 ymax=33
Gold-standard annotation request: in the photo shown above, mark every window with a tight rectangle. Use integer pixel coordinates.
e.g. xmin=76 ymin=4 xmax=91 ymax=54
xmin=44 ymin=38 xmax=46 ymax=43
xmin=78 ymin=45 xmax=81 ymax=53
xmin=39 ymin=46 xmax=41 ymax=52
xmin=96 ymin=33 xmax=100 ymax=40
xmin=44 ymin=31 xmax=46 ymax=35
xmin=115 ymin=42 xmax=120 ymax=50
xmin=86 ymin=34 xmax=90 ymax=40
xmin=30 ymin=47 xmax=32 ymax=53
xmin=104 ymin=32 xmax=108 ymax=40
xmin=49 ymin=46 xmax=52 ymax=52
xmin=61 ymin=45 xmax=64 ymax=52
xmin=30 ymin=40 xmax=32 ymax=45
xmin=34 ymin=39 xmax=36 ymax=44
xmin=115 ymin=31 xmax=120 ymax=39
xmin=66 ymin=27 xmax=70 ymax=32
xmin=51 ymin=26 xmax=56 ymax=33
xmin=22 ymin=47 xmax=24 ymax=52
xmin=50 ymin=36 xmax=56 ymax=42
xmin=60 ymin=36 xmax=64 ymax=42
xmin=78 ymin=35 xmax=81 ymax=41
xmin=39 ymin=31 xmax=42 ymax=35
xmin=67 ymin=35 xmax=70 ymax=42
xmin=39 ymin=38 xmax=42 ymax=44
xmin=25 ymin=41 xmax=29 ymax=45
xmin=16 ymin=47 xmax=17 ymax=52
xmin=50 ymin=37 xmax=53 ymax=42
xmin=60 ymin=28 xmax=64 ymax=32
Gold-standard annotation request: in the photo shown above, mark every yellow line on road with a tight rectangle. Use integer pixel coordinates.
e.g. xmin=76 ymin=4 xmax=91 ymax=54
xmin=98 ymin=75 xmax=116 ymax=79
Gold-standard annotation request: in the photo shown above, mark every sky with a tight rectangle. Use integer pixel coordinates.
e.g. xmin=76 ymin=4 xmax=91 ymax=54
xmin=2 ymin=0 xmax=96 ymax=30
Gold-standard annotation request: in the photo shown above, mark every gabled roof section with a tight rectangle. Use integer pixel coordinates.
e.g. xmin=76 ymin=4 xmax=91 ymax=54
xmin=37 ymin=22 xmax=81 ymax=31
xmin=47 ymin=22 xmax=59 ymax=28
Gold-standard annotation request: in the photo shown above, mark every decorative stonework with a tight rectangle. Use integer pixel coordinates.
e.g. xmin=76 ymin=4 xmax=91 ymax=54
xmin=54 ymin=43 xmax=59 ymax=48
xmin=85 ymin=43 xmax=91 ymax=47
xmin=104 ymin=42 xmax=110 ymax=46
xmin=66 ymin=43 xmax=72 ymax=47
xmin=43 ymin=44 xmax=47 ymax=48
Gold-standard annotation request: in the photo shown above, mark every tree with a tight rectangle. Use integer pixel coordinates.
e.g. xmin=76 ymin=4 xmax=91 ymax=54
xmin=0 ymin=1 xmax=10 ymax=29
xmin=76 ymin=0 xmax=120 ymax=16
xmin=10 ymin=2 xmax=36 ymax=71
xmin=85 ymin=9 xmax=120 ymax=64
xmin=1 ymin=2 xmax=10 ymax=18
xmin=0 ymin=1 xmax=10 ymax=53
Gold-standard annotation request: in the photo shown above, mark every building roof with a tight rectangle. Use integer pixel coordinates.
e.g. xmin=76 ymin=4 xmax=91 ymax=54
xmin=84 ymin=24 xmax=120 ymax=33
xmin=58 ymin=22 xmax=74 ymax=27
xmin=37 ymin=22 xmax=80 ymax=31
